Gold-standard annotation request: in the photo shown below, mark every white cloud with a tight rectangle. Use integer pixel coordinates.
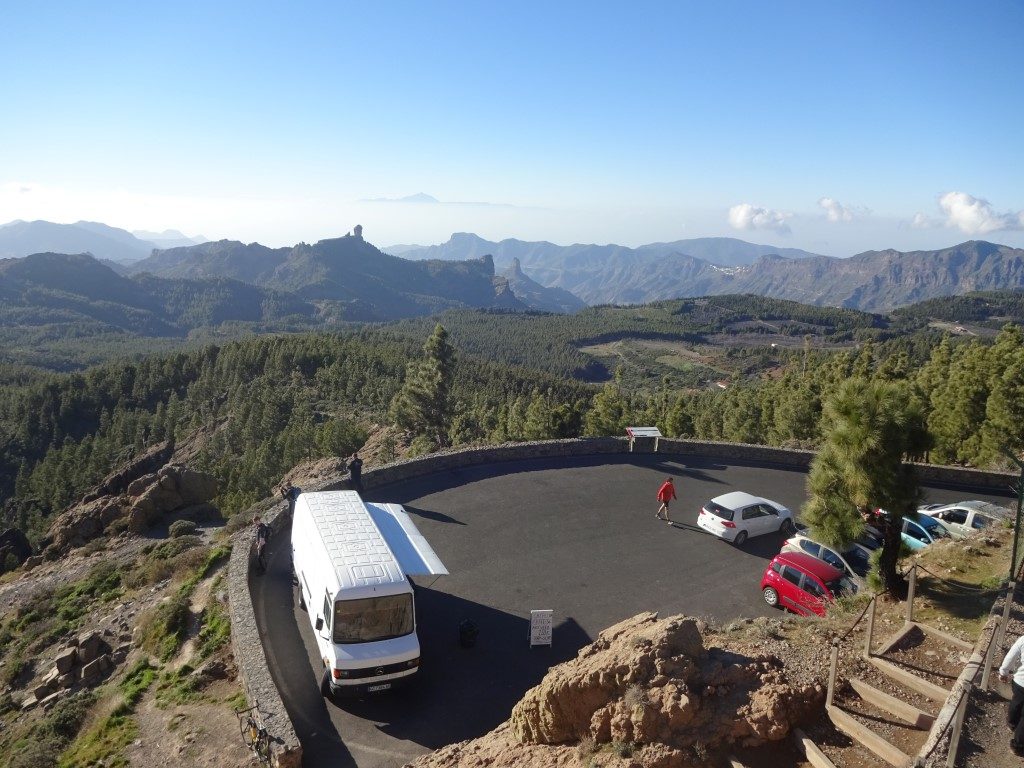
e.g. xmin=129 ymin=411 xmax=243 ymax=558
xmin=909 ymin=211 xmax=936 ymax=229
xmin=727 ymin=203 xmax=792 ymax=234
xmin=938 ymin=191 xmax=1024 ymax=235
xmin=818 ymin=197 xmax=855 ymax=222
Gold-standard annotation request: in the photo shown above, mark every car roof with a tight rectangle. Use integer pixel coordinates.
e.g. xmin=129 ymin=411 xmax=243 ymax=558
xmin=933 ymin=500 xmax=1011 ymax=519
xmin=711 ymin=491 xmax=769 ymax=509
xmin=774 ymin=550 xmax=843 ymax=580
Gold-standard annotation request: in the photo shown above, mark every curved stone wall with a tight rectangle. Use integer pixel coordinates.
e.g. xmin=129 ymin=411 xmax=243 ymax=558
xmin=227 ymin=436 xmax=1017 ymax=766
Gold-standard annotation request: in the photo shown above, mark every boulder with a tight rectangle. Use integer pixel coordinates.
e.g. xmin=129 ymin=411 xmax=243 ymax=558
xmin=42 ymin=667 xmax=60 ymax=686
xmin=507 ymin=613 xmax=820 ymax=752
xmin=81 ymin=654 xmax=112 ymax=682
xmin=55 ymin=646 xmax=78 ymax=674
xmin=58 ymin=671 xmax=78 ymax=689
xmin=77 ymin=631 xmax=104 ymax=665
xmin=0 ymin=527 xmax=32 ymax=571
xmin=33 ymin=682 xmax=53 ymax=700
xmin=82 ymin=440 xmax=174 ymax=503
xmin=127 ymin=473 xmax=158 ymax=497
xmin=40 ymin=691 xmax=62 ymax=710
xmin=23 ymin=554 xmax=44 ymax=570
xmin=21 ymin=694 xmax=37 ymax=710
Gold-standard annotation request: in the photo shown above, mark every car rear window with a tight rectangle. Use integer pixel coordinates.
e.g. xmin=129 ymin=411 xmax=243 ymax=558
xmin=704 ymin=502 xmax=734 ymax=521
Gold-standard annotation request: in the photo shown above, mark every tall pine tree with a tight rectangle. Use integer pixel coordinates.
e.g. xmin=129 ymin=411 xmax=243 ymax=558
xmin=390 ymin=324 xmax=457 ymax=449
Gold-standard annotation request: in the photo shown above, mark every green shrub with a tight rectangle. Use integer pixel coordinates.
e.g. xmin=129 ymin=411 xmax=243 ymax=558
xmin=197 ymin=597 xmax=231 ymax=658
xmin=119 ymin=660 xmax=157 ymax=708
xmin=138 ymin=595 xmax=191 ymax=661
xmin=168 ymin=519 xmax=198 ymax=538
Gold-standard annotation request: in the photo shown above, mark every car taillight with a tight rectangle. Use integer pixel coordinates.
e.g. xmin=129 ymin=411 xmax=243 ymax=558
xmin=406 ymin=657 xmax=420 ymax=668
xmin=332 ymin=668 xmax=350 ymax=679
xmin=721 ymin=520 xmax=736 ymax=528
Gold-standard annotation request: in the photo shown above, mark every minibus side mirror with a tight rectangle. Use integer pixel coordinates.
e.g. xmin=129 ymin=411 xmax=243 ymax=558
xmin=315 ymin=616 xmax=324 ymax=631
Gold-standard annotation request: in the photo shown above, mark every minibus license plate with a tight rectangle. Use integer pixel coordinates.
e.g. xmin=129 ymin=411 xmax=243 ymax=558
xmin=368 ymin=683 xmax=391 ymax=692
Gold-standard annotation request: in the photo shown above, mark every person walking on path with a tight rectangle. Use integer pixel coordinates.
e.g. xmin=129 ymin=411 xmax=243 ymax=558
xmin=347 ymin=451 xmax=364 ymax=493
xmin=656 ymin=477 xmax=677 ymax=523
xmin=999 ymin=632 xmax=1024 ymax=755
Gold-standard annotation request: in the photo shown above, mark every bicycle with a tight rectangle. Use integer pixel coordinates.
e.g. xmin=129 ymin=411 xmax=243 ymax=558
xmin=236 ymin=704 xmax=271 ymax=763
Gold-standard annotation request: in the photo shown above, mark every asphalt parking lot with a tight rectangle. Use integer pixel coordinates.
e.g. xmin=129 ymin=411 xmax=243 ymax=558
xmin=251 ymin=453 xmax=1015 ymax=768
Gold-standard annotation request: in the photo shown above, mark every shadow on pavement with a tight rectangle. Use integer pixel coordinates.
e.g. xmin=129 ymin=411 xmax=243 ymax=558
xmin=335 ymin=585 xmax=591 ymax=748
xmin=401 ymin=504 xmax=466 ymax=526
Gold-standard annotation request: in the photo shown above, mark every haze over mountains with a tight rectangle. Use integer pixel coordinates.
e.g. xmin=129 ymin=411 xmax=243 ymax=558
xmin=0 ymin=220 xmax=206 ymax=263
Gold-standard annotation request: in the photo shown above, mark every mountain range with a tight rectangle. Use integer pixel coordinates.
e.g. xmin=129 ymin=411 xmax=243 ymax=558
xmin=0 ymin=220 xmax=206 ymax=263
xmin=0 ymin=233 xmax=578 ymax=345
xmin=390 ymin=233 xmax=1024 ymax=311
xmin=5 ymin=220 xmax=1024 ymax=316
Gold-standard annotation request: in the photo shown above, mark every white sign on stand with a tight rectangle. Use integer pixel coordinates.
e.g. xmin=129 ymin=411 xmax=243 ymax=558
xmin=529 ymin=609 xmax=553 ymax=647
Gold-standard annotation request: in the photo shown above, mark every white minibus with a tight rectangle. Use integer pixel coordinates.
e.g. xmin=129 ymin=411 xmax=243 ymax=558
xmin=291 ymin=490 xmax=447 ymax=697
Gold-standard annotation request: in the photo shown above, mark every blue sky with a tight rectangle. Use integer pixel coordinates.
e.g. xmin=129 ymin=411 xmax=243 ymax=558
xmin=2 ymin=1 xmax=1022 ymax=254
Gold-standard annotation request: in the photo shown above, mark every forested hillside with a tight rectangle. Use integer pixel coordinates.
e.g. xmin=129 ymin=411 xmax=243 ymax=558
xmin=0 ymin=331 xmax=593 ymax=542
xmin=3 ymin=291 xmax=1024 ymax=554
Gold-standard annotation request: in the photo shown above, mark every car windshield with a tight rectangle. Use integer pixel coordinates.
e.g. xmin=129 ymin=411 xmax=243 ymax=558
xmin=915 ymin=515 xmax=949 ymax=538
xmin=333 ymin=594 xmax=414 ymax=644
xmin=827 ymin=576 xmax=858 ymax=596
xmin=855 ymin=533 xmax=881 ymax=551
xmin=705 ymin=502 xmax=734 ymax=521
xmin=842 ymin=546 xmax=871 ymax=577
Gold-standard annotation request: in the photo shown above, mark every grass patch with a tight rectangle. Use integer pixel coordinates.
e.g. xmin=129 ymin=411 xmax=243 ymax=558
xmin=155 ymin=665 xmax=202 ymax=708
xmin=123 ymin=536 xmax=208 ymax=589
xmin=58 ymin=661 xmax=158 ymax=767
xmin=179 ymin=545 xmax=231 ymax=599
xmin=223 ymin=690 xmax=248 ymax=710
xmin=138 ymin=595 xmax=191 ymax=661
xmin=197 ymin=590 xmax=231 ymax=659
xmin=58 ymin=711 xmax=137 ymax=768
xmin=119 ymin=659 xmax=158 ymax=708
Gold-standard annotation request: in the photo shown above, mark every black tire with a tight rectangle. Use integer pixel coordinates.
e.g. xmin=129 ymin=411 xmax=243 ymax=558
xmin=255 ymin=731 xmax=271 ymax=763
xmin=320 ymin=668 xmax=332 ymax=699
xmin=733 ymin=530 xmax=748 ymax=546
xmin=763 ymin=586 xmax=779 ymax=607
xmin=298 ymin=585 xmax=306 ymax=611
xmin=780 ymin=518 xmax=796 ymax=536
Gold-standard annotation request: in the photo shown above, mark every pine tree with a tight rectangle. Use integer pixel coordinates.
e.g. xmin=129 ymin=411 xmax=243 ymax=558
xmin=390 ymin=324 xmax=457 ymax=449
xmin=802 ymin=378 xmax=925 ymax=596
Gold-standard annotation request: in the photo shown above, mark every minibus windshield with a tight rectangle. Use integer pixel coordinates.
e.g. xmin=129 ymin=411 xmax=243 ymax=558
xmin=333 ymin=594 xmax=414 ymax=643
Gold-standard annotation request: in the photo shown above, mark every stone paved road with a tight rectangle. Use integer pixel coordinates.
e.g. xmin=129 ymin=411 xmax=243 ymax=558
xmin=251 ymin=453 xmax=1015 ymax=768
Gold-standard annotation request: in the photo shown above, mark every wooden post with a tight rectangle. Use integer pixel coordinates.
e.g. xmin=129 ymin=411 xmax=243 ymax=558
xmin=827 ymin=641 xmax=840 ymax=707
xmin=945 ymin=692 xmax=970 ymax=768
xmin=906 ymin=564 xmax=917 ymax=624
xmin=997 ymin=581 xmax=1016 ymax=654
xmin=864 ymin=597 xmax=876 ymax=659
xmin=981 ymin=622 xmax=998 ymax=692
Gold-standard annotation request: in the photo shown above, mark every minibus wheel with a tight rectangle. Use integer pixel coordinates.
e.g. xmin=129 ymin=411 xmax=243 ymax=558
xmin=320 ymin=668 xmax=332 ymax=698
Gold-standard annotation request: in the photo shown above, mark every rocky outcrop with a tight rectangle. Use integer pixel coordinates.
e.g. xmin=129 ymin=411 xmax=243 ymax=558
xmin=0 ymin=527 xmax=33 ymax=570
xmin=407 ymin=612 xmax=823 ymax=768
xmin=82 ymin=440 xmax=175 ymax=502
xmin=45 ymin=452 xmax=219 ymax=554
xmin=20 ymin=629 xmax=124 ymax=710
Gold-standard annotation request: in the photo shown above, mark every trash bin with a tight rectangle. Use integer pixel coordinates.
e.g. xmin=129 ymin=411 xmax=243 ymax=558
xmin=459 ymin=619 xmax=479 ymax=648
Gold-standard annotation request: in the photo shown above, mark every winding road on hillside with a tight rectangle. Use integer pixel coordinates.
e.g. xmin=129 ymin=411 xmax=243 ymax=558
xmin=250 ymin=453 xmax=1015 ymax=768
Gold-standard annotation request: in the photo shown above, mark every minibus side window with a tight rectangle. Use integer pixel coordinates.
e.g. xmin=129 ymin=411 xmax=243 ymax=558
xmin=323 ymin=594 xmax=333 ymax=632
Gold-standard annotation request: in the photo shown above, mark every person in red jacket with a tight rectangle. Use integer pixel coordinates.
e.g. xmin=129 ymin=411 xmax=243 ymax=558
xmin=656 ymin=477 xmax=677 ymax=523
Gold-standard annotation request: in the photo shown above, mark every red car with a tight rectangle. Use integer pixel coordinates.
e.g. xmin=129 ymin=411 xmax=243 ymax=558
xmin=760 ymin=551 xmax=852 ymax=617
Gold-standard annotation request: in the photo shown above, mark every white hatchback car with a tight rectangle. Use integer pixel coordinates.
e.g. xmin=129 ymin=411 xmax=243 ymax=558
xmin=697 ymin=491 xmax=795 ymax=546
xmin=780 ymin=533 xmax=878 ymax=591
xmin=917 ymin=501 xmax=1011 ymax=539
